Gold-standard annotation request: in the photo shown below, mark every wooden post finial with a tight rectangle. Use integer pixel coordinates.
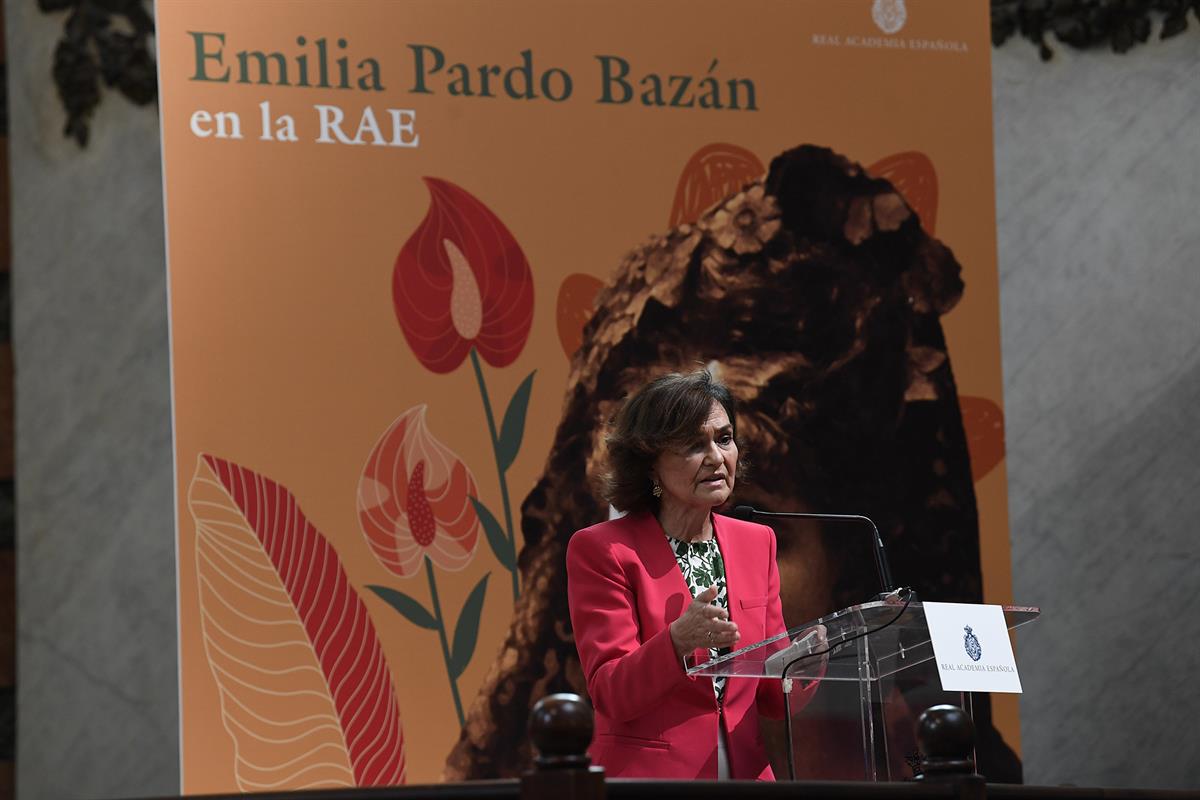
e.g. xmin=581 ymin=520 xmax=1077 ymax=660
xmin=528 ymin=693 xmax=594 ymax=770
xmin=916 ymin=704 xmax=980 ymax=782
xmin=521 ymin=694 xmax=604 ymax=800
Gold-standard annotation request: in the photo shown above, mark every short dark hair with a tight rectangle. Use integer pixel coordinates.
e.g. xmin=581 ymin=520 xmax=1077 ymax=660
xmin=602 ymin=369 xmax=744 ymax=513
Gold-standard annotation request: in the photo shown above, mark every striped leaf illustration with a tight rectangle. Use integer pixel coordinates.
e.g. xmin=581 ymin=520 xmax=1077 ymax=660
xmin=189 ymin=454 xmax=406 ymax=790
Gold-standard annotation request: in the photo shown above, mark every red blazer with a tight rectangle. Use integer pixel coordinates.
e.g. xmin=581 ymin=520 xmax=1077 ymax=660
xmin=566 ymin=510 xmax=816 ymax=780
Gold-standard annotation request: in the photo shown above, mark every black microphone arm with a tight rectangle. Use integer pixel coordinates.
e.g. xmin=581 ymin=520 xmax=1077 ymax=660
xmin=728 ymin=504 xmax=897 ymax=597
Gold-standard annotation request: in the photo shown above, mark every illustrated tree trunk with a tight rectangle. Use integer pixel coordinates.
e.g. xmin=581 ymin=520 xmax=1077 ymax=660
xmin=444 ymin=144 xmax=1019 ymax=782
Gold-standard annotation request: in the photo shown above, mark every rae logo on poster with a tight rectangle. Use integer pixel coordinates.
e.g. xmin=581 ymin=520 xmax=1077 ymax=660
xmin=924 ymin=602 xmax=1022 ymax=693
xmin=810 ymin=0 xmax=966 ymax=54
xmin=872 ymin=0 xmax=908 ymax=34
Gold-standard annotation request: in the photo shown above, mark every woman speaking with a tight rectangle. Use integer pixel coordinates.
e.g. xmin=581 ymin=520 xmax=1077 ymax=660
xmin=566 ymin=370 xmax=818 ymax=780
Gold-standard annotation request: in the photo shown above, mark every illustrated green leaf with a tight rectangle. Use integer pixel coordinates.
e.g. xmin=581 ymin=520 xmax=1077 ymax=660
xmin=367 ymin=585 xmax=438 ymax=630
xmin=469 ymin=495 xmax=514 ymax=571
xmin=449 ymin=573 xmax=491 ymax=679
xmin=496 ymin=370 xmax=536 ymax=473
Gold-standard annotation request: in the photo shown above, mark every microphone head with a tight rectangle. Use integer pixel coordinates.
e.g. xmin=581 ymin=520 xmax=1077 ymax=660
xmin=729 ymin=505 xmax=756 ymax=521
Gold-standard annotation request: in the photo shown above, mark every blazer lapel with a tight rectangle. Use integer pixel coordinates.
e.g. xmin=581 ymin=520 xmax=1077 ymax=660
xmin=631 ymin=512 xmax=719 ymax=701
xmin=628 ymin=511 xmax=693 ymax=628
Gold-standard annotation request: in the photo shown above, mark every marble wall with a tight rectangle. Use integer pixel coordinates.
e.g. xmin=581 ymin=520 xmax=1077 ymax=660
xmin=5 ymin=3 xmax=1198 ymax=796
xmin=993 ymin=33 xmax=1200 ymax=788
xmin=5 ymin=2 xmax=178 ymax=798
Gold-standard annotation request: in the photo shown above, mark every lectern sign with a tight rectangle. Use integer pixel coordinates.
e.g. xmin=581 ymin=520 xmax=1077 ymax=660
xmin=924 ymin=602 xmax=1023 ymax=693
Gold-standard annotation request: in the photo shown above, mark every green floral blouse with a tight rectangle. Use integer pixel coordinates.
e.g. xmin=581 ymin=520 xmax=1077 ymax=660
xmin=667 ymin=534 xmax=729 ymax=704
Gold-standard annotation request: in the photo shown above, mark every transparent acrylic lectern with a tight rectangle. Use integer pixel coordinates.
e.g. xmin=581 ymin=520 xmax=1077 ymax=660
xmin=687 ymin=597 xmax=1039 ymax=781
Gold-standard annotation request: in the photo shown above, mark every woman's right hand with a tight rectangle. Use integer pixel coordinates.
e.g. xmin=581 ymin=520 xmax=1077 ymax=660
xmin=669 ymin=585 xmax=739 ymax=659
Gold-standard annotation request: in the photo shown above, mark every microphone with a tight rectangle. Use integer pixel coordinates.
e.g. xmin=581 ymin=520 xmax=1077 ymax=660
xmin=728 ymin=504 xmax=897 ymax=597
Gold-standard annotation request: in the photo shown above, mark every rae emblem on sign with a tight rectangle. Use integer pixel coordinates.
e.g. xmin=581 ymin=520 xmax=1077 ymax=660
xmin=924 ymin=602 xmax=1022 ymax=693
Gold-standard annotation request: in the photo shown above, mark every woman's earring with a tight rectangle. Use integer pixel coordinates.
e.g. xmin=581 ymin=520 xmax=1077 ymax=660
xmin=652 ymin=481 xmax=663 ymax=498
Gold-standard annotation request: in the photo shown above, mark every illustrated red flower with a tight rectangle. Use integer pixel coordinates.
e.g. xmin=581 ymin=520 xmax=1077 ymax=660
xmin=392 ymin=178 xmax=535 ymax=373
xmin=357 ymin=406 xmax=480 ymax=577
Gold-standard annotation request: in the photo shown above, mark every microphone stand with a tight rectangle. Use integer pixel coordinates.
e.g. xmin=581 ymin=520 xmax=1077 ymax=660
xmin=727 ymin=504 xmax=897 ymax=597
xmin=726 ymin=503 xmax=909 ymax=781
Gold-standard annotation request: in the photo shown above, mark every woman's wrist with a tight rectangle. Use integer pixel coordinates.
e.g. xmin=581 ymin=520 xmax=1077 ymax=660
xmin=668 ymin=620 xmax=688 ymax=659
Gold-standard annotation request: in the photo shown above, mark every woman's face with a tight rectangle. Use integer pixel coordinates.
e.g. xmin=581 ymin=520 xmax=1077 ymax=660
xmin=652 ymin=400 xmax=739 ymax=512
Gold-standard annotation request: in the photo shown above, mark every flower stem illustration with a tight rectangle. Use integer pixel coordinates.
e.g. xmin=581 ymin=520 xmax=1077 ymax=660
xmin=424 ymin=556 xmax=464 ymax=722
xmin=358 ymin=406 xmax=491 ymax=727
xmin=367 ymin=565 xmax=489 ymax=729
xmin=391 ymin=178 xmax=537 ymax=599
xmin=469 ymin=348 xmax=532 ymax=601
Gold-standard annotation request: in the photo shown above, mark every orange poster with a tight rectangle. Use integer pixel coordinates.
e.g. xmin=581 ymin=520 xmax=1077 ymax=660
xmin=157 ymin=0 xmax=1014 ymax=791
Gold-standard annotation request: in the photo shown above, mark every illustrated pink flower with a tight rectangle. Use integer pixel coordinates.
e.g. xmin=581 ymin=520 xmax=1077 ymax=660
xmin=392 ymin=178 xmax=535 ymax=374
xmin=357 ymin=406 xmax=480 ymax=577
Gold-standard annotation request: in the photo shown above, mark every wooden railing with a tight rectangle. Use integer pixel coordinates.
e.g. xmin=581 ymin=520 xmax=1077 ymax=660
xmin=151 ymin=696 xmax=1198 ymax=800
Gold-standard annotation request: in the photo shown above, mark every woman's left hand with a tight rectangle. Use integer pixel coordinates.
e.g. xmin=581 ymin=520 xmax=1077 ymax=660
xmin=669 ymin=585 xmax=740 ymax=658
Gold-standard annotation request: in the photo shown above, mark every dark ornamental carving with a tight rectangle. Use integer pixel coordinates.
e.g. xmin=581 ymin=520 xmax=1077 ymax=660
xmin=39 ymin=0 xmax=156 ymax=146
xmin=992 ymin=0 xmax=1200 ymax=60
xmin=35 ymin=1 xmax=1200 ymax=146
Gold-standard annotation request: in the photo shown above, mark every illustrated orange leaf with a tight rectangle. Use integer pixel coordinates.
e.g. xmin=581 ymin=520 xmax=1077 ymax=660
xmin=669 ymin=143 xmax=765 ymax=227
xmin=189 ymin=454 xmax=407 ymax=790
xmin=867 ymin=151 xmax=939 ymax=235
xmin=556 ymin=273 xmax=604 ymax=359
xmin=959 ymin=396 xmax=1006 ymax=481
